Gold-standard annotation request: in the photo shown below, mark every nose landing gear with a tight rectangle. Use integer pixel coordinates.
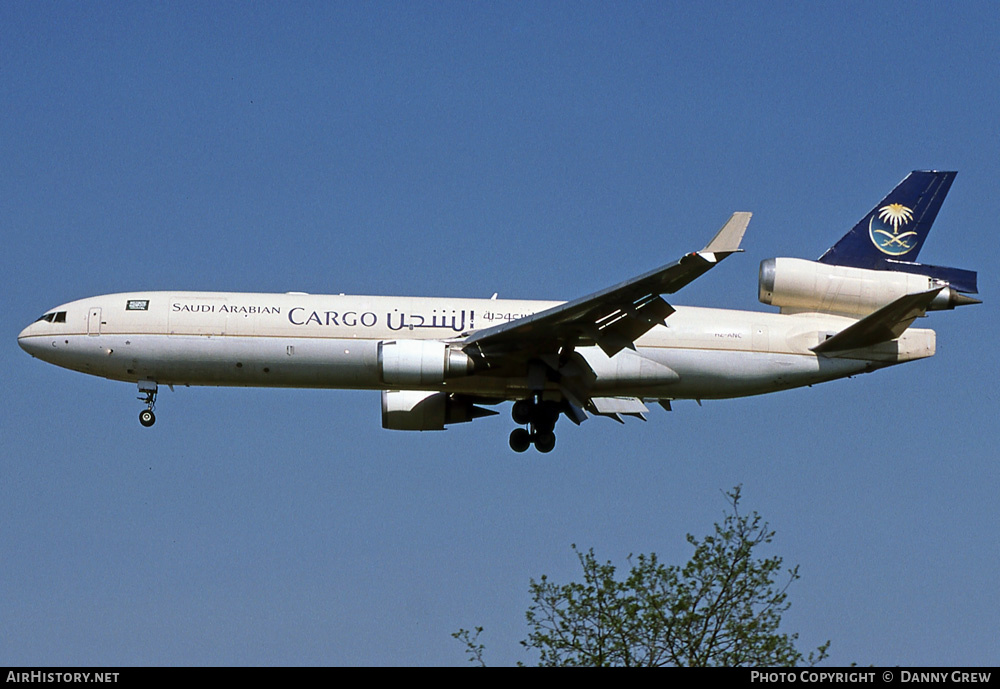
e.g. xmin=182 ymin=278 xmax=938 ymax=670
xmin=137 ymin=380 xmax=157 ymax=427
xmin=508 ymin=397 xmax=560 ymax=453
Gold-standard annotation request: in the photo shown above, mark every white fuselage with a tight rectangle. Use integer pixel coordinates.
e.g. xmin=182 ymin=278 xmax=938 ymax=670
xmin=17 ymin=291 xmax=935 ymax=401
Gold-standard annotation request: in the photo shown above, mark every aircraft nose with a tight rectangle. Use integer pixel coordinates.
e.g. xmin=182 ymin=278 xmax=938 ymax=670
xmin=18 ymin=323 xmax=44 ymax=357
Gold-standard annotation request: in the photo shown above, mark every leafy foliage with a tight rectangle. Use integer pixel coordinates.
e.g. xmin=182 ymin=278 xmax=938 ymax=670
xmin=455 ymin=486 xmax=829 ymax=667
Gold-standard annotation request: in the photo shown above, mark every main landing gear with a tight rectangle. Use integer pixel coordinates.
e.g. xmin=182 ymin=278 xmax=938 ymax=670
xmin=137 ymin=380 xmax=157 ymax=427
xmin=508 ymin=398 xmax=560 ymax=453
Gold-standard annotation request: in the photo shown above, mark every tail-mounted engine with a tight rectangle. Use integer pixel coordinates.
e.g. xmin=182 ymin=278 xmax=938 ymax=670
xmin=759 ymin=257 xmax=978 ymax=316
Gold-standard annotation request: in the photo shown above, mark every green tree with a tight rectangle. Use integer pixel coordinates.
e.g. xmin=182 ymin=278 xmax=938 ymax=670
xmin=455 ymin=486 xmax=829 ymax=666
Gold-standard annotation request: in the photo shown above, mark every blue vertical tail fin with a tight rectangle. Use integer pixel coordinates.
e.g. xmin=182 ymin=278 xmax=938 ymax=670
xmin=817 ymin=170 xmax=976 ymax=294
xmin=818 ymin=170 xmax=955 ymax=267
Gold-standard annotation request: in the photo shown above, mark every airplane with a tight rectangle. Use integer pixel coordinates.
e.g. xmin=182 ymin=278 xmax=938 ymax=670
xmin=18 ymin=171 xmax=979 ymax=453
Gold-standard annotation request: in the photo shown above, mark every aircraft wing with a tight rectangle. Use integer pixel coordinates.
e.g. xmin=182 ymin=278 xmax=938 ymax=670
xmin=463 ymin=212 xmax=751 ymax=361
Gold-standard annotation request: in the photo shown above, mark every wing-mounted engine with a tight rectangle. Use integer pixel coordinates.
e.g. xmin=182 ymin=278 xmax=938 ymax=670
xmin=381 ymin=390 xmax=498 ymax=431
xmin=378 ymin=340 xmax=473 ymax=385
xmin=758 ymin=258 xmax=979 ymax=316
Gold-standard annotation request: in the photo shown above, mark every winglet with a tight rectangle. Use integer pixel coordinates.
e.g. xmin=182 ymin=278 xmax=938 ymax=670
xmin=702 ymin=212 xmax=752 ymax=254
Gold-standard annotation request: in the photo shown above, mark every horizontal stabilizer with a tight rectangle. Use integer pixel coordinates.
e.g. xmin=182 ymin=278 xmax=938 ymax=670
xmin=884 ymin=259 xmax=978 ymax=295
xmin=812 ymin=288 xmax=943 ymax=354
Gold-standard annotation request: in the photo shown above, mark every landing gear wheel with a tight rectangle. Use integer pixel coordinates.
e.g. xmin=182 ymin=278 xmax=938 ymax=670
xmin=512 ymin=400 xmax=533 ymax=425
xmin=137 ymin=381 xmax=158 ymax=427
xmin=533 ymin=403 xmax=559 ymax=434
xmin=509 ymin=428 xmax=531 ymax=453
xmin=534 ymin=431 xmax=556 ymax=453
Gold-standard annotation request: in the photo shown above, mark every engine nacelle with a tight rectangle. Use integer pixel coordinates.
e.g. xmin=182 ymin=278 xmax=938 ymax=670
xmin=381 ymin=390 xmax=493 ymax=431
xmin=378 ymin=340 xmax=473 ymax=386
xmin=759 ymin=257 xmax=971 ymax=316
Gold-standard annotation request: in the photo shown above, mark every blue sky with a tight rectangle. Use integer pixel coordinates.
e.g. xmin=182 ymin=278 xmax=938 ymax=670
xmin=2 ymin=1 xmax=997 ymax=666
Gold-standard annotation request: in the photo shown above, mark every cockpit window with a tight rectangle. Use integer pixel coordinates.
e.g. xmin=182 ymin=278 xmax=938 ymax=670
xmin=54 ymin=311 xmax=66 ymax=323
xmin=34 ymin=311 xmax=66 ymax=323
xmin=35 ymin=313 xmax=55 ymax=323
